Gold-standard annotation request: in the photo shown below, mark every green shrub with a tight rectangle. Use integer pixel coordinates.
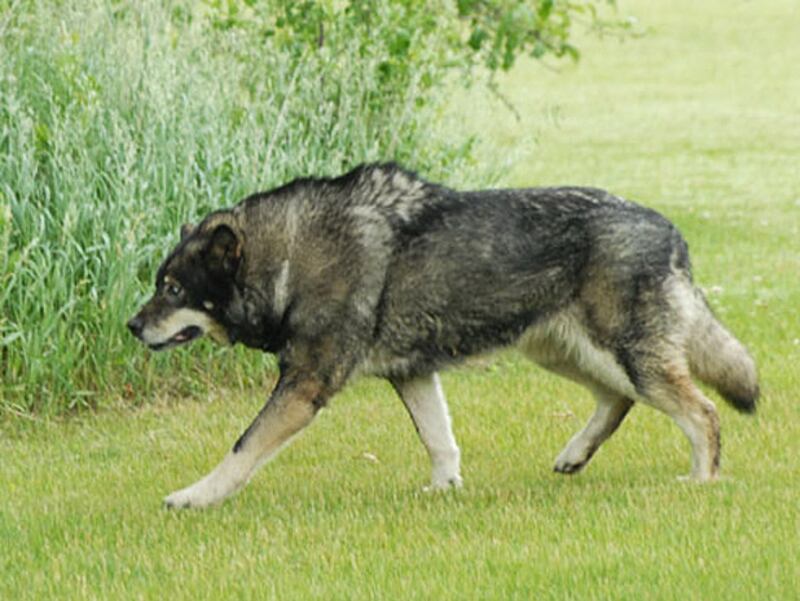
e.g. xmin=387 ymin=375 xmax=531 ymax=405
xmin=0 ymin=0 xmax=623 ymax=414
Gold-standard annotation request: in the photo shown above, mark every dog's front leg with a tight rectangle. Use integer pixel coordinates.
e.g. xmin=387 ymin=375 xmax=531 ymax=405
xmin=164 ymin=377 xmax=324 ymax=509
xmin=392 ymin=372 xmax=462 ymax=490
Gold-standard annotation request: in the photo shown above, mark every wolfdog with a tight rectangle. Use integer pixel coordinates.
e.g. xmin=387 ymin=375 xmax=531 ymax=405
xmin=128 ymin=163 xmax=758 ymax=508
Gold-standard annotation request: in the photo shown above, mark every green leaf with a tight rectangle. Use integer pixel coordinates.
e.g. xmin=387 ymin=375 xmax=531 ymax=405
xmin=468 ymin=27 xmax=488 ymax=51
xmin=457 ymin=0 xmax=479 ymax=17
xmin=538 ymin=0 xmax=554 ymax=20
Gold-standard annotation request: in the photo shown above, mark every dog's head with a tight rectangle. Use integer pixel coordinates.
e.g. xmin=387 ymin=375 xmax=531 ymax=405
xmin=127 ymin=218 xmax=242 ymax=351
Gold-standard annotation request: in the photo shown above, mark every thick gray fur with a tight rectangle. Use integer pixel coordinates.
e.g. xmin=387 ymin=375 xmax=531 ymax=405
xmin=129 ymin=163 xmax=759 ymax=508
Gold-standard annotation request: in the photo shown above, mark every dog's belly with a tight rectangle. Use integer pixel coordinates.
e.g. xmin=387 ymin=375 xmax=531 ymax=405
xmin=363 ymin=306 xmax=551 ymax=379
xmin=518 ymin=308 xmax=639 ymax=398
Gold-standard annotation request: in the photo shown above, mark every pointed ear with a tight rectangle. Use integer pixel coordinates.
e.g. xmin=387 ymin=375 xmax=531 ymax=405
xmin=180 ymin=223 xmax=196 ymax=240
xmin=204 ymin=224 xmax=242 ymax=276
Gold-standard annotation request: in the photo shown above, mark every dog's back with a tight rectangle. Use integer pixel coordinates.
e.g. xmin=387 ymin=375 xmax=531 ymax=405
xmin=371 ymin=182 xmax=683 ymax=377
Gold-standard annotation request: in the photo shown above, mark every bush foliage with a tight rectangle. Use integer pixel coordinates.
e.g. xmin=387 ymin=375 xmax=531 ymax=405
xmin=0 ymin=0 xmax=624 ymax=413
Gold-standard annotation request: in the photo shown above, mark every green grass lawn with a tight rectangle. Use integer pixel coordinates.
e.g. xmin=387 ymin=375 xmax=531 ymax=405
xmin=2 ymin=0 xmax=799 ymax=598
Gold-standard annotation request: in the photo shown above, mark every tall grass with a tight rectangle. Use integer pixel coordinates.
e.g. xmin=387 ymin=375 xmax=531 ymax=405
xmin=0 ymin=0 xmax=482 ymax=413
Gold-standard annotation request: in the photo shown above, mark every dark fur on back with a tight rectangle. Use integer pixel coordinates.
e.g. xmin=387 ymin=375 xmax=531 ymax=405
xmin=199 ymin=165 xmax=687 ymax=385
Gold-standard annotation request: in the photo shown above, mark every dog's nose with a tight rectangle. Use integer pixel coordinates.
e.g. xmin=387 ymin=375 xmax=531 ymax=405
xmin=127 ymin=316 xmax=144 ymax=339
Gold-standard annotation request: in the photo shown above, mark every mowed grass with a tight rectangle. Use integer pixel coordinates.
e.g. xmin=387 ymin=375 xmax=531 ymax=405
xmin=2 ymin=0 xmax=799 ymax=598
xmin=1 ymin=370 xmax=797 ymax=599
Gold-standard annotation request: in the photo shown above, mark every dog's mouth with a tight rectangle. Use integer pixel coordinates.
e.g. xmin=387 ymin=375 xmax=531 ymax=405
xmin=148 ymin=326 xmax=203 ymax=351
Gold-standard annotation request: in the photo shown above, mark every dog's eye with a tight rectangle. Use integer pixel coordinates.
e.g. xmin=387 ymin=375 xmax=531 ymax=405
xmin=166 ymin=283 xmax=182 ymax=297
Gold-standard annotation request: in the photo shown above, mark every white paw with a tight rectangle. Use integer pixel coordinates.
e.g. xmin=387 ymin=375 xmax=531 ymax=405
xmin=163 ymin=477 xmax=236 ymax=509
xmin=163 ymin=487 xmax=198 ymax=510
xmin=163 ymin=483 xmax=217 ymax=509
xmin=677 ymin=473 xmax=719 ymax=483
xmin=553 ymin=445 xmax=590 ymax=474
xmin=425 ymin=472 xmax=463 ymax=492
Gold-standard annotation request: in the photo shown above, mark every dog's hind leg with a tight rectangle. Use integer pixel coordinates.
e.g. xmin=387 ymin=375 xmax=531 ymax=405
xmin=639 ymin=368 xmax=721 ymax=481
xmin=553 ymin=388 xmax=634 ymax=474
xmin=164 ymin=377 xmax=325 ymax=509
xmin=391 ymin=372 xmax=462 ymax=490
xmin=519 ymin=321 xmax=636 ymax=475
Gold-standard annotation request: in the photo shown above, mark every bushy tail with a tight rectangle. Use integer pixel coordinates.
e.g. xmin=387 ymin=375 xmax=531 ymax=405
xmin=687 ymin=295 xmax=759 ymax=413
